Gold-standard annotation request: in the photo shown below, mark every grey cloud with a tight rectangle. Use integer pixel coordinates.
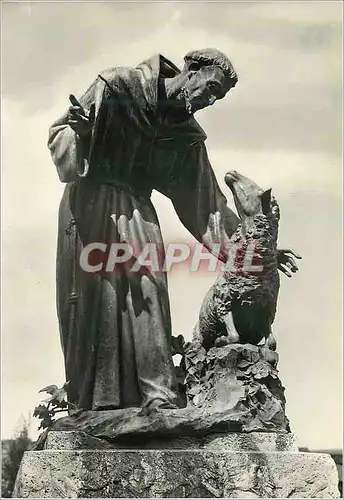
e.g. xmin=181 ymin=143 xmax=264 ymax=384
xmin=198 ymin=85 xmax=341 ymax=155
xmin=3 ymin=1 xmax=341 ymax=156
xmin=2 ymin=2 xmax=175 ymax=106
xmin=180 ymin=2 xmax=341 ymax=52
xmin=4 ymin=2 xmax=341 ymax=106
xmin=296 ymin=24 xmax=337 ymax=50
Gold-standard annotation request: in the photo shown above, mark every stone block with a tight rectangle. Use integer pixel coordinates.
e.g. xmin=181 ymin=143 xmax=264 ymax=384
xmin=14 ymin=436 xmax=340 ymax=498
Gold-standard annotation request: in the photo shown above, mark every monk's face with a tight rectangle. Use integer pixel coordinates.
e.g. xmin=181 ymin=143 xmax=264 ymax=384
xmin=183 ymin=66 xmax=234 ymax=113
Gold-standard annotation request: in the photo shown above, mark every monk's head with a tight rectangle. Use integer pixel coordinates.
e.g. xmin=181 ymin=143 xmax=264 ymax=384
xmin=180 ymin=48 xmax=238 ymax=113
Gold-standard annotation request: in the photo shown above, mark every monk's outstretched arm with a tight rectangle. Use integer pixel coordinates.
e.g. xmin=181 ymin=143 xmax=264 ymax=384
xmin=164 ymin=142 xmax=240 ymax=263
xmin=163 ymin=141 xmax=302 ymax=274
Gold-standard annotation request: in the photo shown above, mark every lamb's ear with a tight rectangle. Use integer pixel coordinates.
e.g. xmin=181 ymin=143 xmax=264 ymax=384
xmin=260 ymin=188 xmax=272 ymax=214
xmin=188 ymin=61 xmax=201 ymax=71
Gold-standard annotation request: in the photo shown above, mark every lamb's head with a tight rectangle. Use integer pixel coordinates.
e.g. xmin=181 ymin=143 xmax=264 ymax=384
xmin=225 ymin=170 xmax=280 ymax=228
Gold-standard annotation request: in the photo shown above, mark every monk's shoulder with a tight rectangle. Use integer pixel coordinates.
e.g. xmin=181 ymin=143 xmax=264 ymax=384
xmin=98 ymin=66 xmax=141 ymax=88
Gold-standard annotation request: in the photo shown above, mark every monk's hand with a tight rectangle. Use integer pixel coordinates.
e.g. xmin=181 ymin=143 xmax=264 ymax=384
xmin=277 ymin=248 xmax=302 ymax=278
xmin=67 ymin=94 xmax=93 ymax=136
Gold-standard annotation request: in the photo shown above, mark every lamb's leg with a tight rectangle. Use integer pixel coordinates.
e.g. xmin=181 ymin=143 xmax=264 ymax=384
xmin=223 ymin=311 xmax=240 ymax=344
xmin=192 ymin=321 xmax=202 ymax=344
xmin=197 ymin=286 xmax=220 ymax=349
xmin=265 ymin=327 xmax=277 ymax=351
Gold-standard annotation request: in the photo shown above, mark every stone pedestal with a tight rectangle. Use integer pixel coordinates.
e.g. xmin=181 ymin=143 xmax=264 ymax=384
xmin=13 ymin=431 xmax=340 ymax=498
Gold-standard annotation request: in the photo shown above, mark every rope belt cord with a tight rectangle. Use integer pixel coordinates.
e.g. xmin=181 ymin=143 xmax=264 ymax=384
xmin=86 ymin=175 xmax=152 ymax=199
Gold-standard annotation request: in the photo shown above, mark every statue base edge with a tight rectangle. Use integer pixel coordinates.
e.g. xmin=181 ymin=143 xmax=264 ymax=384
xmin=13 ymin=446 xmax=340 ymax=498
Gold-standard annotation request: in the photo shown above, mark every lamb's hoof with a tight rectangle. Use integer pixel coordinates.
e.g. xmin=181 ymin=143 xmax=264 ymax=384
xmin=261 ymin=348 xmax=279 ymax=367
xmin=265 ymin=338 xmax=277 ymax=351
xmin=214 ymin=336 xmax=230 ymax=347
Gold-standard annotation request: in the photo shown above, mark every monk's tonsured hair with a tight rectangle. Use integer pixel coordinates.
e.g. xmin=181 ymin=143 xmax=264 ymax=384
xmin=184 ymin=48 xmax=238 ymax=87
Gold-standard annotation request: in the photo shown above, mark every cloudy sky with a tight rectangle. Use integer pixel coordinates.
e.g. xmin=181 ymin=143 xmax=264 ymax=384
xmin=1 ymin=1 xmax=342 ymax=450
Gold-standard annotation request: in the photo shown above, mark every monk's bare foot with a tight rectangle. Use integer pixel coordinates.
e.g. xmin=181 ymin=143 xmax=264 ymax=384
xmin=138 ymin=398 xmax=178 ymax=416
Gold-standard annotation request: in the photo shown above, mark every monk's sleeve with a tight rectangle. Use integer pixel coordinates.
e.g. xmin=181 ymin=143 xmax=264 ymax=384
xmin=47 ymin=80 xmax=98 ymax=183
xmin=164 ymin=142 xmax=240 ymax=263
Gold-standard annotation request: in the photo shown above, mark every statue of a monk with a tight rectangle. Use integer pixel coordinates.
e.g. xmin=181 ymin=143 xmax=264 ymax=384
xmin=48 ymin=48 xmax=300 ymax=413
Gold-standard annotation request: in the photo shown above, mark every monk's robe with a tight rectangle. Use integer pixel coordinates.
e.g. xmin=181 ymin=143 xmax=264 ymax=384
xmin=48 ymin=54 xmax=240 ymax=411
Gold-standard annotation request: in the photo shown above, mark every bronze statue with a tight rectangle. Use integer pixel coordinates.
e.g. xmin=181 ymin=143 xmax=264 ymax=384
xmin=47 ymin=48 xmax=300 ymax=413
